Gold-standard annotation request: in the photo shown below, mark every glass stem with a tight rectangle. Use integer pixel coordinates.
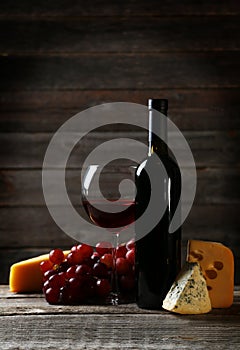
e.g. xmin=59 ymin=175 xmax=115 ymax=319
xmin=111 ymin=232 xmax=120 ymax=305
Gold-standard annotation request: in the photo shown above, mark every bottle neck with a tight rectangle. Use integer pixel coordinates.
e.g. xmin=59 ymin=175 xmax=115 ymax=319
xmin=148 ymin=107 xmax=168 ymax=157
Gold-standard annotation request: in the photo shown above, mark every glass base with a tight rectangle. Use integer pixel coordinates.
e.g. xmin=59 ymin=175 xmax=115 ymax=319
xmin=106 ymin=291 xmax=136 ymax=305
xmin=110 ymin=292 xmax=119 ymax=305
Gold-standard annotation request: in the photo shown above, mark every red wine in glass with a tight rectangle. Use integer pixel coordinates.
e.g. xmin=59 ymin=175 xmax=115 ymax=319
xmin=82 ymin=199 xmax=135 ymax=230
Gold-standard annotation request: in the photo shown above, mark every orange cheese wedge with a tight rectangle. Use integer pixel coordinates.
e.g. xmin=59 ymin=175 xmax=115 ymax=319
xmin=9 ymin=251 xmax=70 ymax=293
xmin=187 ymin=240 xmax=234 ymax=308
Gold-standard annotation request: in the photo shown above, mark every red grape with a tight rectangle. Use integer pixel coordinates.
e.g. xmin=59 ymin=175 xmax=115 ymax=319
xmin=76 ymin=244 xmax=93 ymax=259
xmin=92 ymin=251 xmax=100 ymax=258
xmin=66 ymin=252 xmax=75 ymax=266
xmin=116 ymin=257 xmax=131 ymax=275
xmin=71 ymin=245 xmax=78 ymax=253
xmin=100 ymin=253 xmax=113 ymax=269
xmin=43 ymin=280 xmax=50 ymax=293
xmin=126 ymin=249 xmax=135 ymax=265
xmin=95 ymin=241 xmax=112 ymax=256
xmin=115 ymin=245 xmax=127 ymax=258
xmin=66 ymin=266 xmax=77 ymax=280
xmin=96 ymin=279 xmax=111 ymax=297
xmin=93 ymin=262 xmax=108 ymax=278
xmin=57 ymin=261 xmax=69 ymax=272
xmin=49 ymin=273 xmax=66 ymax=289
xmin=67 ymin=251 xmax=84 ymax=265
xmin=91 ymin=252 xmax=100 ymax=264
xmin=45 ymin=287 xmax=60 ymax=304
xmin=75 ymin=264 xmax=92 ymax=277
xmin=89 ymin=279 xmax=96 ymax=297
xmin=43 ymin=269 xmax=56 ymax=282
xmin=126 ymin=239 xmax=135 ymax=251
xmin=72 ymin=251 xmax=85 ymax=265
xmin=40 ymin=260 xmax=53 ymax=273
xmin=49 ymin=248 xmax=64 ymax=265
xmin=61 ymin=280 xmax=84 ymax=304
xmin=58 ymin=272 xmax=66 ymax=286
xmin=81 ymin=275 xmax=96 ymax=297
xmin=68 ymin=277 xmax=81 ymax=290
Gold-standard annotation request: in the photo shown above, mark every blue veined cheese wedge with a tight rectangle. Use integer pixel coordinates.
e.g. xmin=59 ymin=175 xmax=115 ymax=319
xmin=162 ymin=262 xmax=211 ymax=314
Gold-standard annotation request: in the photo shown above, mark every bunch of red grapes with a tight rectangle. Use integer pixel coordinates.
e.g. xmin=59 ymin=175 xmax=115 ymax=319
xmin=40 ymin=240 xmax=135 ymax=305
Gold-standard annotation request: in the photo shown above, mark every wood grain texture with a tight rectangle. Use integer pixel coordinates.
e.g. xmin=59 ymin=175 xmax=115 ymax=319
xmin=1 ymin=204 xmax=240 ymax=284
xmin=0 ymin=284 xmax=239 ymax=313
xmin=1 ymin=17 xmax=239 ymax=54
xmin=1 ymin=131 xmax=239 ymax=168
xmin=1 ymin=315 xmax=240 ymax=350
xmin=0 ymin=314 xmax=239 ymax=350
xmin=0 ymin=0 xmax=239 ymax=17
xmin=1 ymin=89 xmax=239 ymax=111
xmin=1 ymin=89 xmax=239 ymax=132
xmin=0 ymin=205 xmax=239 ymax=248
xmin=1 ymin=53 xmax=239 ymax=90
xmin=0 ymin=168 xmax=240 ymax=206
xmin=0 ymin=286 xmax=239 ymax=350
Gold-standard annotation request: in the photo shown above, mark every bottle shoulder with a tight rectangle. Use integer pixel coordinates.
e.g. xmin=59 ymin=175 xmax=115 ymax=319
xmin=136 ymin=154 xmax=180 ymax=177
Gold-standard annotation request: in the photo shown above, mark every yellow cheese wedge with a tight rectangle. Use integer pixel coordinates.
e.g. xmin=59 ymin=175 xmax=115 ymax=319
xmin=9 ymin=251 xmax=70 ymax=293
xmin=187 ymin=240 xmax=234 ymax=308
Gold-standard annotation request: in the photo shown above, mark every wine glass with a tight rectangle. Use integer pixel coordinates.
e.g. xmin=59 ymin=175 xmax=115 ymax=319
xmin=81 ymin=163 xmax=136 ymax=305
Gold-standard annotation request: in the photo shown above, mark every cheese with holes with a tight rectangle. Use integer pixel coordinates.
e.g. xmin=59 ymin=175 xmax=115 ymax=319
xmin=187 ymin=240 xmax=234 ymax=308
xmin=162 ymin=262 xmax=211 ymax=314
xmin=9 ymin=251 xmax=70 ymax=293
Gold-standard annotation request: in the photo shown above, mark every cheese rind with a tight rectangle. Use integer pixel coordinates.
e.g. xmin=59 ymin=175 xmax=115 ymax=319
xmin=162 ymin=262 xmax=212 ymax=314
xmin=187 ymin=240 xmax=234 ymax=308
xmin=9 ymin=251 xmax=70 ymax=293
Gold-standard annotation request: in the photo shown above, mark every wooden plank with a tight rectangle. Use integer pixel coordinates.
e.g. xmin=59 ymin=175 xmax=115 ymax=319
xmin=0 ymin=283 xmax=239 ymax=302
xmin=0 ymin=285 xmax=239 ymax=313
xmin=2 ymin=89 xmax=239 ymax=112
xmin=1 ymin=53 xmax=240 ymax=91
xmin=0 ymin=313 xmax=239 ymax=350
xmin=1 ymin=89 xmax=239 ymax=132
xmin=0 ymin=207 xmax=78 ymax=248
xmin=0 ymin=131 xmax=239 ymax=168
xmin=0 ymin=286 xmax=239 ymax=349
xmin=0 ymin=284 xmax=239 ymax=350
xmin=0 ymin=205 xmax=239 ymax=247
xmin=0 ymin=0 xmax=239 ymax=17
xmin=0 ymin=17 xmax=239 ymax=54
xmin=183 ymin=205 xmax=240 ymax=240
xmin=0 ymin=168 xmax=239 ymax=206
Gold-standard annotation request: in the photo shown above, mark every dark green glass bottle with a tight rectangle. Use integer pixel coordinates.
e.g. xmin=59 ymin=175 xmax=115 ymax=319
xmin=135 ymin=99 xmax=181 ymax=309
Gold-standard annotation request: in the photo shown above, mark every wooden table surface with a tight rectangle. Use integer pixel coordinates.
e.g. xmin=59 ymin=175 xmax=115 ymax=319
xmin=0 ymin=285 xmax=239 ymax=350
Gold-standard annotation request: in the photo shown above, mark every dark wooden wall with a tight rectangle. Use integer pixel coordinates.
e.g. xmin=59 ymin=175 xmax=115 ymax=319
xmin=0 ymin=1 xmax=240 ymax=284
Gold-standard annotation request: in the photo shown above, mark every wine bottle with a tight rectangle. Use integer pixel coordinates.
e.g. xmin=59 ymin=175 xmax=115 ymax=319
xmin=135 ymin=99 xmax=181 ymax=309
